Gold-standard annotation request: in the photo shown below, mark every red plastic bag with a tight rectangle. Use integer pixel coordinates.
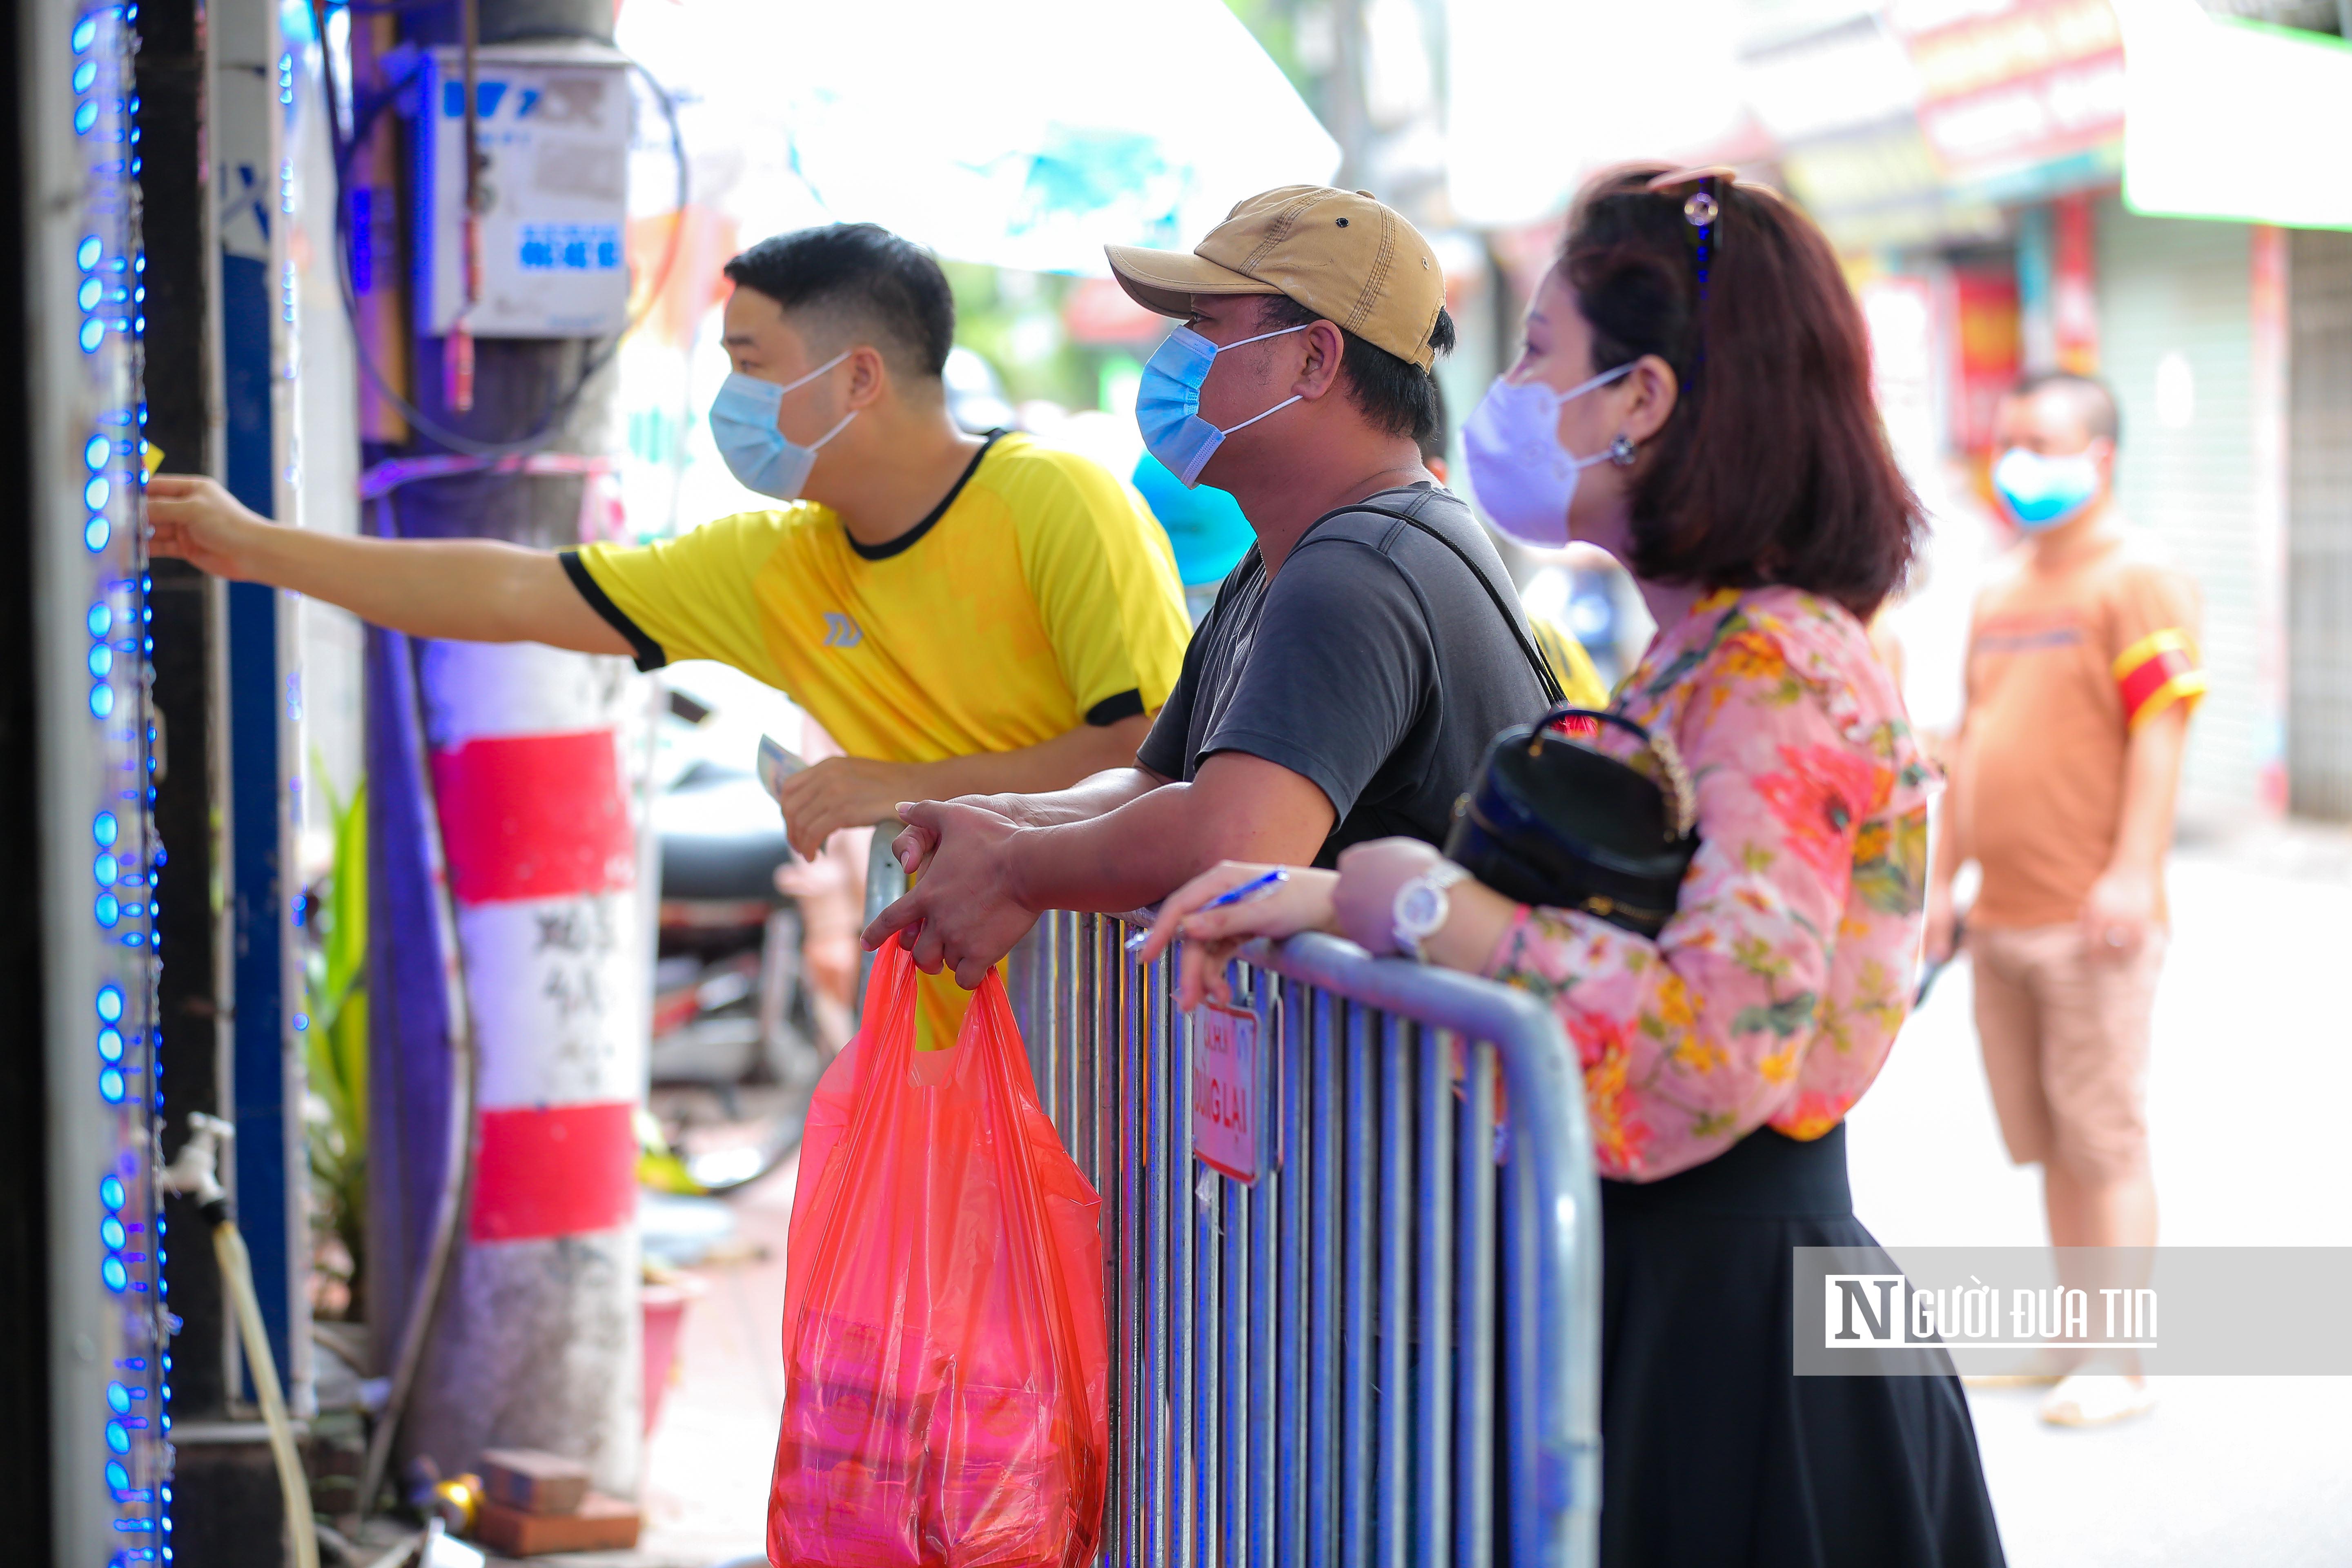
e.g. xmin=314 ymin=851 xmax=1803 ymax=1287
xmin=766 ymin=942 xmax=1107 ymax=1567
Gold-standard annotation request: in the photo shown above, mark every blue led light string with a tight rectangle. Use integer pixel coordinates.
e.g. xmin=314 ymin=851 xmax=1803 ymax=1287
xmin=76 ymin=3 xmax=170 ymax=1563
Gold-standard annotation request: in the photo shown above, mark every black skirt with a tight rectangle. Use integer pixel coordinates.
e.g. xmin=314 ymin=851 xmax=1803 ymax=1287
xmin=1598 ymin=1123 xmax=2007 ymax=1568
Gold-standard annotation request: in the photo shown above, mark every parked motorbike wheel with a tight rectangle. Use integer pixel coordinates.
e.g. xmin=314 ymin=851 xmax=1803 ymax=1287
xmin=649 ymin=762 xmax=844 ymax=1195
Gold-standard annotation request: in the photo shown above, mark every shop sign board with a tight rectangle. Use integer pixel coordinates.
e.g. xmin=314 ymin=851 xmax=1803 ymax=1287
xmin=1889 ymin=0 xmax=2125 ymax=185
xmin=1950 ymin=266 xmax=2022 ymax=456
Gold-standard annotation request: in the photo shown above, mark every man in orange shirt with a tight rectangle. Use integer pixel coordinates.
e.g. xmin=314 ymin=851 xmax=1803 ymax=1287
xmin=1925 ymin=371 xmax=2203 ymax=1430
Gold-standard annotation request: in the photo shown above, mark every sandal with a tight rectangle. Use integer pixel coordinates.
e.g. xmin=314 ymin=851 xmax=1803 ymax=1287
xmin=2039 ymin=1372 xmax=2157 ymax=1428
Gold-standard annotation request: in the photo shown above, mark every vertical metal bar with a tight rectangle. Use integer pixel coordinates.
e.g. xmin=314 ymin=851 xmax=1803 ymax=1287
xmin=1110 ymin=918 xmax=1137 ymax=1568
xmin=1149 ymin=944 xmax=1181 ymax=1568
xmin=1194 ymin=1004 xmax=1221 ymax=1568
xmin=1085 ymin=914 xmax=1103 ymax=1161
xmin=1054 ymin=913 xmax=1078 ymax=1147
xmin=1046 ymin=912 xmax=1064 ymax=1125
xmin=1306 ymin=989 xmax=1340 ymax=1568
xmin=1077 ymin=912 xmax=1091 ymax=1161
xmin=1341 ymin=1002 xmax=1374 ymax=1568
xmin=1223 ymin=1171 xmax=1247 ymax=1568
xmin=1136 ymin=940 xmax=1155 ymax=1568
xmin=1496 ymin=1109 xmax=1533 ymax=1561
xmin=1130 ymin=928 xmax=1152 ymax=1568
xmin=1277 ymin=978 xmax=1310 ymax=1568
xmin=1416 ymin=1026 xmax=1457 ymax=1562
xmin=1055 ymin=911 xmax=1078 ymax=1128
xmin=1098 ymin=917 xmax=1115 ymax=1180
xmin=1454 ymin=1040 xmax=1499 ymax=1568
xmin=1375 ymin=1016 xmax=1412 ymax=1568
xmin=1503 ymin=1116 xmax=1546 ymax=1567
xmin=1076 ymin=918 xmax=1095 ymax=1179
xmin=1248 ymin=980 xmax=1280 ymax=1567
xmin=1219 ymin=963 xmax=1250 ymax=1568
xmin=1033 ymin=911 xmax=1060 ymax=1118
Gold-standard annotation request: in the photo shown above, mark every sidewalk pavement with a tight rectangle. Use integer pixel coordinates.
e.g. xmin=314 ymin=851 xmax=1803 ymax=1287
xmin=632 ymin=1157 xmax=800 ymax=1566
xmin=1848 ymin=822 xmax=2352 ymax=1568
xmin=622 ymin=823 xmax=2352 ymax=1568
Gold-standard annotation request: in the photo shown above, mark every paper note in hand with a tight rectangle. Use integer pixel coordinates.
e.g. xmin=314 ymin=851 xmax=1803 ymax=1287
xmin=756 ymin=734 xmax=807 ymax=803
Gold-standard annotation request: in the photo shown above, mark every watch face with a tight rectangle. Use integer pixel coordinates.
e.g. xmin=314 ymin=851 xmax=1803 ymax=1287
xmin=1399 ymin=883 xmax=1443 ymax=934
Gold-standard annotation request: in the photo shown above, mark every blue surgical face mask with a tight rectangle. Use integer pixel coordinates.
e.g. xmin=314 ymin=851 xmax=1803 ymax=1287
xmin=1991 ymin=445 xmax=2101 ymax=531
xmin=708 ymin=352 xmax=854 ymax=500
xmin=1135 ymin=322 xmax=1312 ymax=488
xmin=1461 ymin=362 xmax=1635 ymax=547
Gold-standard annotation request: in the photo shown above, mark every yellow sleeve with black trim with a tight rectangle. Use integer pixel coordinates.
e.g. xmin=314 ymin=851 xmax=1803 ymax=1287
xmin=568 ymin=511 xmax=799 ymax=684
xmin=1531 ymin=616 xmax=1613 ymax=710
xmin=1004 ymin=445 xmax=1192 ymax=722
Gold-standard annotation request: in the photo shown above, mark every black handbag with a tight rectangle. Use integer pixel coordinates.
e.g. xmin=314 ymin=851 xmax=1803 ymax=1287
xmin=1443 ymin=706 xmax=1699 ymax=938
xmin=1299 ymin=496 xmax=1702 ymax=938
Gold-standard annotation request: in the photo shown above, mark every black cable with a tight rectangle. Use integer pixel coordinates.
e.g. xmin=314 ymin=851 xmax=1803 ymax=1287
xmin=327 ymin=40 xmax=688 ymax=459
xmin=307 ymin=0 xmax=352 ymax=157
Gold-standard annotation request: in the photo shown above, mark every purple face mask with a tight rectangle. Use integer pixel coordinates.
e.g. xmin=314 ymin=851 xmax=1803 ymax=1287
xmin=1461 ymin=362 xmax=1634 ymax=546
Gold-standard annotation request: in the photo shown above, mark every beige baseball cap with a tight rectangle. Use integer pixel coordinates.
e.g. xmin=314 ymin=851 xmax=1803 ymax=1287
xmin=1105 ymin=186 xmax=1446 ymax=371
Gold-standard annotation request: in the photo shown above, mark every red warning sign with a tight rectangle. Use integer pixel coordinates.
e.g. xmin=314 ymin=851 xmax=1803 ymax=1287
xmin=1192 ymin=1001 xmax=1262 ymax=1185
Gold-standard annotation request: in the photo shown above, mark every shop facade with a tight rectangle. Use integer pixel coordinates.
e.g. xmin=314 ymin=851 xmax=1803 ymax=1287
xmin=1573 ymin=0 xmax=2352 ymax=823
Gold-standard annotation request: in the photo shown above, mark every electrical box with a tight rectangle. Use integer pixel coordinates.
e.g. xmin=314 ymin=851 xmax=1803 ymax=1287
xmin=414 ymin=42 xmax=632 ymax=338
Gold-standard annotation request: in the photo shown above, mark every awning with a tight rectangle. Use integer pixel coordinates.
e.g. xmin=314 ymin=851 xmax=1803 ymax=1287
xmin=2117 ymin=0 xmax=2352 ymax=231
xmin=613 ymin=0 xmax=1340 ymax=275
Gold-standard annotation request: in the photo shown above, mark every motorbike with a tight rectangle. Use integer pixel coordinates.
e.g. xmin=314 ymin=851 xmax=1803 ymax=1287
xmin=645 ymin=685 xmax=845 ymax=1195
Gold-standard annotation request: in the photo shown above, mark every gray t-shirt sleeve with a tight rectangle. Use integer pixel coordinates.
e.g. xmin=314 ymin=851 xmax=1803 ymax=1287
xmin=1136 ymin=622 xmax=1205 ymax=781
xmin=1197 ymin=539 xmax=1433 ymax=820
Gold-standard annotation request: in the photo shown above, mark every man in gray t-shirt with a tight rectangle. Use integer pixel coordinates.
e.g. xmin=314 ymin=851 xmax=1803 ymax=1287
xmin=865 ymin=186 xmax=1550 ymax=987
xmin=1142 ymin=482 xmax=1546 ymax=864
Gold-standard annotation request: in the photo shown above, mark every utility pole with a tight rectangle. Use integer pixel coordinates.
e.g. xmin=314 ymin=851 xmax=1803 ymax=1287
xmin=367 ymin=0 xmax=649 ymax=1501
xmin=1327 ymin=0 xmax=1372 ymax=190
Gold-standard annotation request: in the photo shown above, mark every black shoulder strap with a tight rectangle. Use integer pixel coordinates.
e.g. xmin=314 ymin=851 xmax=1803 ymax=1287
xmin=1300 ymin=495 xmax=1567 ymax=707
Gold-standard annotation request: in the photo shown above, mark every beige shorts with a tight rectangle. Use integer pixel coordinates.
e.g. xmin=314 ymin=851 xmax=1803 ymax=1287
xmin=1969 ymin=922 xmax=2164 ymax=1183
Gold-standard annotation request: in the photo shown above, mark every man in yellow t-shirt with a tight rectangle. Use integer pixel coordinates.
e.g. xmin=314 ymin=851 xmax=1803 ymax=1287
xmin=150 ymin=222 xmax=1192 ymax=1046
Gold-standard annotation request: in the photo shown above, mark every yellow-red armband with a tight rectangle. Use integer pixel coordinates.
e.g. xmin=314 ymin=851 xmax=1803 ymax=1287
xmin=2112 ymin=628 xmax=2206 ymax=729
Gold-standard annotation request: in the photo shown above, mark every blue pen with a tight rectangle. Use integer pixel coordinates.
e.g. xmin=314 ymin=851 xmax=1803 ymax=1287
xmin=1125 ymin=867 xmax=1290 ymax=955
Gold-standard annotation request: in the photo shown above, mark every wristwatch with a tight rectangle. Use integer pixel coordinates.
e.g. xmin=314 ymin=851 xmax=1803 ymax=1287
xmin=1391 ymin=860 xmax=1470 ymax=962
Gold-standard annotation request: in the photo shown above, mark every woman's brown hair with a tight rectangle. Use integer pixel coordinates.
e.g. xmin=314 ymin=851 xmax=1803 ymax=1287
xmin=1561 ymin=165 xmax=1921 ymax=619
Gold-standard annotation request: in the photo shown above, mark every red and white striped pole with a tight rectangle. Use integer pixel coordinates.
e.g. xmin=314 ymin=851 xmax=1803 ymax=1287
xmin=402 ymin=639 xmax=650 ymax=1494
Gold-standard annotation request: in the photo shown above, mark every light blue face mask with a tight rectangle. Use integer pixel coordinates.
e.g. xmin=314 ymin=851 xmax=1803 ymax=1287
xmin=1135 ymin=322 xmax=1312 ymax=488
xmin=1992 ymin=444 xmax=2102 ymax=531
xmin=708 ymin=351 xmax=853 ymax=500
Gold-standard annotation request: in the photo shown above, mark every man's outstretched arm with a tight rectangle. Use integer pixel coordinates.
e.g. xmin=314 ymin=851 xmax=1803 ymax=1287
xmin=771 ymin=719 xmax=1157 ymax=860
xmin=865 ymin=751 xmax=1336 ymax=988
xmin=147 ymin=473 xmax=630 ymax=655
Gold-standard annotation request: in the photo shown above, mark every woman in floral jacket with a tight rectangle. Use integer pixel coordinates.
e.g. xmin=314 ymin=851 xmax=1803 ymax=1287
xmin=1144 ymin=167 xmax=2004 ymax=1568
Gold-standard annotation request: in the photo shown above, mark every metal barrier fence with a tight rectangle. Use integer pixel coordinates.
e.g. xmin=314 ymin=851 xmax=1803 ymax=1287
xmin=860 ymin=836 xmax=1601 ymax=1565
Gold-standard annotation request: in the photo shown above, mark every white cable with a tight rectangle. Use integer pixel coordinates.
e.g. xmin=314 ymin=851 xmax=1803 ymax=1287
xmin=218 ymin=1221 xmax=322 ymax=1568
xmin=161 ymin=1114 xmax=320 ymax=1568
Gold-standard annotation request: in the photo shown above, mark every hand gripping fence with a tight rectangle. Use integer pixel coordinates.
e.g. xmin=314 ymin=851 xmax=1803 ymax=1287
xmin=862 ymin=837 xmax=1603 ymax=1565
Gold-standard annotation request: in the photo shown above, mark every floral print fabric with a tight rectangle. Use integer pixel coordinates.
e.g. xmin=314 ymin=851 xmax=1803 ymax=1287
xmin=1483 ymin=587 xmax=1934 ymax=1181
